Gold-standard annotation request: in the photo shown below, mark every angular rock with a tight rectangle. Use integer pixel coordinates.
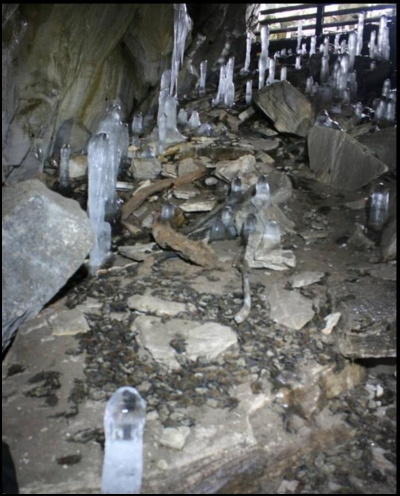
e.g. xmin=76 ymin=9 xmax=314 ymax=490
xmin=290 ymin=271 xmax=325 ymax=288
xmin=254 ymin=81 xmax=314 ymax=137
xmin=179 ymin=196 xmax=217 ymax=212
xmin=267 ymin=286 xmax=315 ymax=330
xmin=131 ymin=157 xmax=162 ymax=180
xmin=2 ymin=179 xmax=94 ymax=351
xmin=160 ymin=427 xmax=191 ymax=450
xmin=118 ymin=242 xmax=160 ymax=261
xmin=48 ymin=308 xmax=90 ymax=336
xmin=244 ymin=232 xmax=296 ymax=270
xmin=172 ymin=184 xmax=199 ymax=200
xmin=308 ymin=126 xmax=388 ymax=191
xmin=127 ymin=293 xmax=187 ymax=317
xmin=132 ymin=316 xmax=238 ymax=370
xmin=214 ymin=154 xmax=257 ymax=183
xmin=177 ymin=157 xmax=199 ymax=176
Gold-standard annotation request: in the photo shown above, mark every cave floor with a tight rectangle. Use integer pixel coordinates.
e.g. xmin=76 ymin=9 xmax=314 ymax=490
xmin=2 ymin=109 xmax=397 ymax=494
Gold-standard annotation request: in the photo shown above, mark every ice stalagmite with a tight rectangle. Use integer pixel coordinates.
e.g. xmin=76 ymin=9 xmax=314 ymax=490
xmin=212 ymin=64 xmax=227 ymax=106
xmin=88 ymin=133 xmax=112 ymax=275
xmin=224 ymin=57 xmax=235 ymax=108
xmin=131 ymin=112 xmax=143 ymax=136
xmin=96 ymin=104 xmax=124 ymax=219
xmin=59 ymin=144 xmax=71 ymax=189
xmin=101 ymin=386 xmax=146 ymax=494
xmin=199 ymin=60 xmax=207 ymax=96
xmin=170 ymin=3 xmax=193 ymax=98
xmin=158 ymin=69 xmax=172 ymax=129
xmin=241 ymin=29 xmax=253 ymax=74
xmin=245 ymin=80 xmax=252 ymax=105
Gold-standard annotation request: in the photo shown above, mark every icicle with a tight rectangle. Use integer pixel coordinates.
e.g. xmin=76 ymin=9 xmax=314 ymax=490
xmin=242 ymin=213 xmax=257 ymax=244
xmin=354 ymin=102 xmax=363 ymax=120
xmin=245 ymin=80 xmax=252 ymax=105
xmin=251 ymin=174 xmax=271 ymax=210
xmin=158 ymin=113 xmax=167 ymax=154
xmin=101 ymin=386 xmax=146 ymax=495
xmin=356 ymin=13 xmax=364 ymax=56
xmin=280 ymin=66 xmax=287 ymax=82
xmin=88 ymin=133 xmax=112 ymax=276
xmin=296 ymin=20 xmax=303 ymax=54
xmin=377 ymin=15 xmax=388 ymax=60
xmin=59 ymin=144 xmax=71 ymax=189
xmin=382 ymin=79 xmax=391 ymax=97
xmin=258 ymin=54 xmax=267 ymax=89
xmin=375 ymin=99 xmax=387 ymax=120
xmin=385 ymin=100 xmax=395 ymax=123
xmin=164 ymin=94 xmax=187 ymax=143
xmin=301 ymin=43 xmax=307 ymax=56
xmin=258 ymin=25 xmax=269 ymax=89
xmin=310 ymin=36 xmax=317 ymax=56
xmin=241 ymin=29 xmax=253 ymax=74
xmin=157 ymin=69 xmax=172 ymax=129
xmin=170 ymin=3 xmax=193 ymax=98
xmin=367 ymin=183 xmax=389 ymax=231
xmin=295 ymin=55 xmax=301 ymax=70
xmin=131 ymin=112 xmax=143 ymax=136
xmin=199 ymin=60 xmax=207 ymax=96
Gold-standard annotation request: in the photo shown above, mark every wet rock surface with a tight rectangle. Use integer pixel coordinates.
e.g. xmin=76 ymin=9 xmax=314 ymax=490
xmin=2 ymin=62 xmax=397 ymax=496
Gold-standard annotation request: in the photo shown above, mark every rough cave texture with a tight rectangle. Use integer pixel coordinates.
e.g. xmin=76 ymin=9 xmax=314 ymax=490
xmin=2 ymin=3 xmax=247 ymax=183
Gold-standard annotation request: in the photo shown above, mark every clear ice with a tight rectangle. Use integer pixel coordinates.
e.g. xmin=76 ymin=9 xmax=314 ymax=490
xmin=101 ymin=386 xmax=146 ymax=495
xmin=245 ymin=80 xmax=252 ymax=105
xmin=280 ymin=66 xmax=287 ymax=82
xmin=251 ymin=174 xmax=271 ymax=210
xmin=131 ymin=112 xmax=143 ymax=136
xmin=261 ymin=220 xmax=281 ymax=251
xmin=199 ymin=60 xmax=207 ymax=96
xmin=356 ymin=13 xmax=364 ymax=55
xmin=258 ymin=25 xmax=269 ymax=89
xmin=188 ymin=110 xmax=201 ymax=129
xmin=224 ymin=57 xmax=235 ymax=107
xmin=161 ymin=201 xmax=176 ymax=223
xmin=170 ymin=3 xmax=193 ymax=97
xmin=59 ymin=143 xmax=71 ymax=189
xmin=368 ymin=183 xmax=389 ymax=231
xmin=242 ymin=213 xmax=258 ymax=244
xmin=87 ymin=133 xmax=112 ymax=276
xmin=241 ymin=29 xmax=253 ymax=74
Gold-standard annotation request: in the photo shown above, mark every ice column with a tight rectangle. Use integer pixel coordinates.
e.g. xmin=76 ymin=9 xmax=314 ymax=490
xmin=88 ymin=133 xmax=112 ymax=275
xmin=245 ymin=80 xmax=252 ymax=105
xmin=164 ymin=94 xmax=187 ymax=144
xmin=258 ymin=25 xmax=269 ymax=89
xmin=356 ymin=12 xmax=364 ymax=55
xmin=212 ymin=64 xmax=227 ymax=106
xmin=334 ymin=34 xmax=341 ymax=54
xmin=348 ymin=32 xmax=357 ymax=72
xmin=266 ymin=57 xmax=276 ymax=84
xmin=296 ymin=20 xmax=303 ymax=54
xmin=170 ymin=3 xmax=193 ymax=97
xmin=158 ymin=69 xmax=172 ymax=129
xmin=377 ymin=15 xmax=389 ymax=60
xmin=199 ymin=60 xmax=207 ymax=96
xmin=224 ymin=57 xmax=235 ymax=108
xmin=59 ymin=144 xmax=71 ymax=189
xmin=101 ymin=386 xmax=146 ymax=494
xmin=280 ymin=66 xmax=287 ymax=81
xmin=369 ymin=30 xmax=377 ymax=59
xmin=367 ymin=183 xmax=389 ymax=231
xmin=96 ymin=104 xmax=125 ymax=219
xmin=241 ymin=29 xmax=253 ymax=74
xmin=131 ymin=112 xmax=143 ymax=136
xmin=310 ymin=36 xmax=317 ymax=56
xmin=320 ymin=55 xmax=329 ymax=84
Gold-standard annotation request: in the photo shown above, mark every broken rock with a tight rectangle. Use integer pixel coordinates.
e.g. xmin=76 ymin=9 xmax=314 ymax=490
xmin=267 ymin=285 xmax=315 ymax=330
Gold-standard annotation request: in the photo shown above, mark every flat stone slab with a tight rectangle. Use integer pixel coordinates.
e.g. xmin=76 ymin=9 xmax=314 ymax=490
xmin=267 ymin=286 xmax=315 ymax=330
xmin=132 ymin=316 xmax=238 ymax=370
xmin=290 ymin=271 xmax=325 ymax=288
xmin=127 ymin=294 xmax=187 ymax=317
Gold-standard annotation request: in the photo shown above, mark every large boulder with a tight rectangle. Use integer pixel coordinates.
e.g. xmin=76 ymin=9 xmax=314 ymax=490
xmin=308 ymin=126 xmax=388 ymax=191
xmin=254 ymin=81 xmax=314 ymax=137
xmin=2 ymin=179 xmax=94 ymax=351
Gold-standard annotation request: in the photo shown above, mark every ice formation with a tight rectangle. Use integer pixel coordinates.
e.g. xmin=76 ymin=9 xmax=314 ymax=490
xmin=158 ymin=112 xmax=167 ymax=154
xmin=369 ymin=30 xmax=377 ymax=59
xmin=170 ymin=3 xmax=193 ymax=97
xmin=177 ymin=108 xmax=188 ymax=127
xmin=377 ymin=15 xmax=390 ymax=60
xmin=199 ymin=60 xmax=207 ymax=96
xmin=266 ymin=57 xmax=276 ymax=84
xmin=382 ymin=78 xmax=391 ymax=97
xmin=95 ymin=103 xmax=125 ymax=219
xmin=295 ymin=55 xmax=301 ymax=70
xmin=188 ymin=110 xmax=201 ymax=129
xmin=227 ymin=176 xmax=244 ymax=206
xmin=348 ymin=32 xmax=357 ymax=72
xmin=368 ymin=183 xmax=389 ymax=231
xmin=131 ymin=112 xmax=143 ymax=136
xmin=241 ymin=29 xmax=253 ymax=74
xmin=280 ymin=66 xmax=287 ymax=82
xmin=356 ymin=13 xmax=364 ymax=56
xmin=59 ymin=144 xmax=71 ymax=189
xmin=101 ymin=386 xmax=146 ymax=495
xmin=261 ymin=220 xmax=281 ymax=251
xmin=242 ymin=213 xmax=257 ymax=244
xmin=87 ymin=133 xmax=112 ymax=275
xmin=212 ymin=64 xmax=227 ymax=106
xmin=334 ymin=34 xmax=341 ymax=54
xmin=245 ymin=80 xmax=252 ymax=105
xmin=161 ymin=201 xmax=176 ymax=223
xmin=296 ymin=20 xmax=303 ymax=54
xmin=258 ymin=25 xmax=269 ymax=89
xmin=305 ymin=76 xmax=314 ymax=95
xmin=251 ymin=174 xmax=271 ymax=211
xmin=310 ymin=36 xmax=316 ymax=56
xmin=224 ymin=57 xmax=235 ymax=107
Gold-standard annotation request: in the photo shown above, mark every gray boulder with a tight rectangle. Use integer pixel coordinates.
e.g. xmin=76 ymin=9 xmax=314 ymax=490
xmin=2 ymin=179 xmax=94 ymax=351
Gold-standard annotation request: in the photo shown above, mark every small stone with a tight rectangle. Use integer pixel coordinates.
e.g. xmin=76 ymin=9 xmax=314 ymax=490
xmin=160 ymin=426 xmax=191 ymax=450
xmin=127 ymin=294 xmax=187 ymax=317
xmin=290 ymin=271 xmax=325 ymax=288
xmin=320 ymin=312 xmax=341 ymax=335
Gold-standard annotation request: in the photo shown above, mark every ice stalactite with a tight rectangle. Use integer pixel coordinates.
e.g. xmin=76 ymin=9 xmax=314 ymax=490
xmin=258 ymin=25 xmax=269 ymax=89
xmin=266 ymin=57 xmax=276 ymax=84
xmin=212 ymin=64 xmax=227 ymax=106
xmin=224 ymin=57 xmax=235 ymax=108
xmin=377 ymin=15 xmax=390 ymax=61
xmin=356 ymin=13 xmax=364 ymax=56
xmin=87 ymin=133 xmax=112 ymax=276
xmin=157 ymin=69 xmax=172 ymax=130
xmin=170 ymin=3 xmax=193 ymax=98
xmin=348 ymin=32 xmax=357 ymax=72
xmin=59 ymin=144 xmax=71 ymax=189
xmin=245 ymin=80 xmax=253 ymax=105
xmin=296 ymin=20 xmax=303 ymax=54
xmin=280 ymin=66 xmax=287 ymax=82
xmin=101 ymin=387 xmax=146 ymax=494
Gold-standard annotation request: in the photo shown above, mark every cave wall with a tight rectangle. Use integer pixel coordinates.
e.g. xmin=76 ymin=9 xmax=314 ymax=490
xmin=2 ymin=3 xmax=247 ymax=183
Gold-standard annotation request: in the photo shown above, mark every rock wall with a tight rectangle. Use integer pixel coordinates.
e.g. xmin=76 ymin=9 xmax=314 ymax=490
xmin=2 ymin=4 xmax=247 ymax=183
